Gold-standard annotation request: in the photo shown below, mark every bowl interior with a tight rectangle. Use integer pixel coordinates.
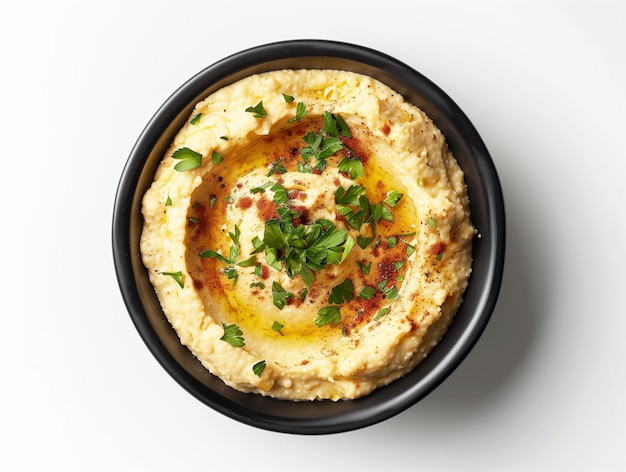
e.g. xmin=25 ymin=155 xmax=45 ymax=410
xmin=112 ymin=40 xmax=505 ymax=434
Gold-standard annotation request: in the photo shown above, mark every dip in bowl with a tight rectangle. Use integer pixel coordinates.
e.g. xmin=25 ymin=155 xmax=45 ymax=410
xmin=112 ymin=40 xmax=505 ymax=434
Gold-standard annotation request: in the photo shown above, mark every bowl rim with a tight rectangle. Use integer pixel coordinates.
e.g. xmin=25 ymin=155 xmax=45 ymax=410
xmin=112 ymin=39 xmax=505 ymax=434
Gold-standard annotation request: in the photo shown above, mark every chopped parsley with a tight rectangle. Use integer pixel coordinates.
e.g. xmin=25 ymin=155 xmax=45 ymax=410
xmin=384 ymin=190 xmax=403 ymax=207
xmin=328 ymin=278 xmax=355 ymax=305
xmin=374 ymin=306 xmax=390 ymax=321
xmin=245 ymin=101 xmax=267 ymax=118
xmin=267 ymin=158 xmax=288 ymax=177
xmin=171 ymin=147 xmax=202 ymax=172
xmin=253 ymin=360 xmax=266 ymax=376
xmin=356 ymin=260 xmax=372 ymax=275
xmin=161 ymin=271 xmax=184 ymax=288
xmin=272 ymin=281 xmax=294 ymax=310
xmin=220 ymin=323 xmax=245 ymax=347
xmin=358 ymin=285 xmax=376 ymax=300
xmin=190 ymin=113 xmax=202 ymax=125
xmin=212 ymin=151 xmax=224 ymax=164
xmin=334 ymin=184 xmax=397 ymax=235
xmin=337 ymin=157 xmax=364 ymax=179
xmin=287 ymin=102 xmax=308 ymax=123
xmin=315 ymin=306 xmax=341 ymax=327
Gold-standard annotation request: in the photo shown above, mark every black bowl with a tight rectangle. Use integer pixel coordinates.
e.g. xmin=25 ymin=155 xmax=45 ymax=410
xmin=112 ymin=39 xmax=505 ymax=434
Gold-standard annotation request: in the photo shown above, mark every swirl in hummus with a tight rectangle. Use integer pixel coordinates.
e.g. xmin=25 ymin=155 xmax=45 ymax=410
xmin=140 ymin=69 xmax=475 ymax=401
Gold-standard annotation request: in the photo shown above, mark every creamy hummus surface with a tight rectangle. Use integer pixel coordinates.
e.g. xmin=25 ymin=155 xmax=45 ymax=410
xmin=140 ymin=69 xmax=475 ymax=401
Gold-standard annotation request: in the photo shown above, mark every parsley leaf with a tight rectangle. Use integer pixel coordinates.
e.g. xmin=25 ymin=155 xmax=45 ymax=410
xmin=282 ymin=93 xmax=294 ymax=103
xmin=261 ymin=217 xmax=350 ymax=289
xmin=199 ymin=249 xmax=231 ymax=264
xmin=335 ymin=114 xmax=351 ymax=137
xmin=161 ymin=271 xmax=184 ymax=288
xmin=358 ymin=285 xmax=376 ymax=300
xmin=356 ymin=235 xmax=372 ymax=249
xmin=171 ymin=147 xmax=202 ymax=172
xmin=381 ymin=285 xmax=399 ymax=301
xmin=253 ymin=360 xmax=266 ymax=376
xmin=267 ymin=158 xmax=288 ymax=176
xmin=212 ymin=151 xmax=224 ymax=164
xmin=323 ymin=111 xmax=339 ymax=137
xmin=337 ymin=157 xmax=364 ymax=179
xmin=223 ymin=266 xmax=238 ymax=285
xmin=190 ymin=113 xmax=202 ymax=125
xmin=272 ymin=281 xmax=294 ymax=310
xmin=220 ymin=323 xmax=245 ymax=347
xmin=287 ymin=102 xmax=308 ymax=123
xmin=384 ymin=190 xmax=403 ymax=207
xmin=245 ymin=101 xmax=267 ymax=118
xmin=335 ymin=185 xmax=366 ymax=205
xmin=374 ymin=306 xmax=390 ymax=321
xmin=357 ymin=260 xmax=372 ymax=275
xmin=318 ymin=136 xmax=344 ymax=159
xmin=270 ymin=181 xmax=289 ymax=205
xmin=315 ymin=306 xmax=341 ymax=327
xmin=328 ymin=278 xmax=355 ymax=305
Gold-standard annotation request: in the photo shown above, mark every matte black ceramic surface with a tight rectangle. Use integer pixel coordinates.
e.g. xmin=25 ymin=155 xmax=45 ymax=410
xmin=112 ymin=39 xmax=505 ymax=435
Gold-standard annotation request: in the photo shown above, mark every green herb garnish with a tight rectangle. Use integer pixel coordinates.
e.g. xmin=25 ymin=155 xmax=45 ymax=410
xmin=161 ymin=271 xmax=184 ymax=288
xmin=384 ymin=190 xmax=403 ymax=207
xmin=357 ymin=260 xmax=371 ymax=275
xmin=356 ymin=235 xmax=373 ymax=249
xmin=335 ymin=185 xmax=366 ymax=205
xmin=253 ymin=360 xmax=266 ymax=376
xmin=190 ymin=113 xmax=202 ymax=125
xmin=374 ymin=306 xmax=390 ymax=321
xmin=287 ymin=102 xmax=308 ymax=123
xmin=315 ymin=306 xmax=341 ymax=327
xmin=199 ymin=249 xmax=231 ymax=264
xmin=246 ymin=101 xmax=267 ymax=118
xmin=328 ymin=278 xmax=355 ymax=305
xmin=337 ymin=157 xmax=364 ymax=179
xmin=267 ymin=158 xmax=288 ymax=177
xmin=220 ymin=323 xmax=245 ymax=347
xmin=212 ymin=151 xmax=224 ymax=164
xmin=394 ymin=260 xmax=406 ymax=270
xmin=357 ymin=285 xmax=376 ymax=300
xmin=171 ymin=147 xmax=202 ymax=172
xmin=272 ymin=281 xmax=294 ymax=310
xmin=260 ymin=215 xmax=351 ymax=290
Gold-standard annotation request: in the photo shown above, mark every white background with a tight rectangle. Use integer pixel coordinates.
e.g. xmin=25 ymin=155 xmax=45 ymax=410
xmin=2 ymin=1 xmax=625 ymax=470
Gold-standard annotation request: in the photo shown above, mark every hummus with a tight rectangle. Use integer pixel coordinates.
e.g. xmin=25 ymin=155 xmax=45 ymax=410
xmin=140 ymin=69 xmax=475 ymax=401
